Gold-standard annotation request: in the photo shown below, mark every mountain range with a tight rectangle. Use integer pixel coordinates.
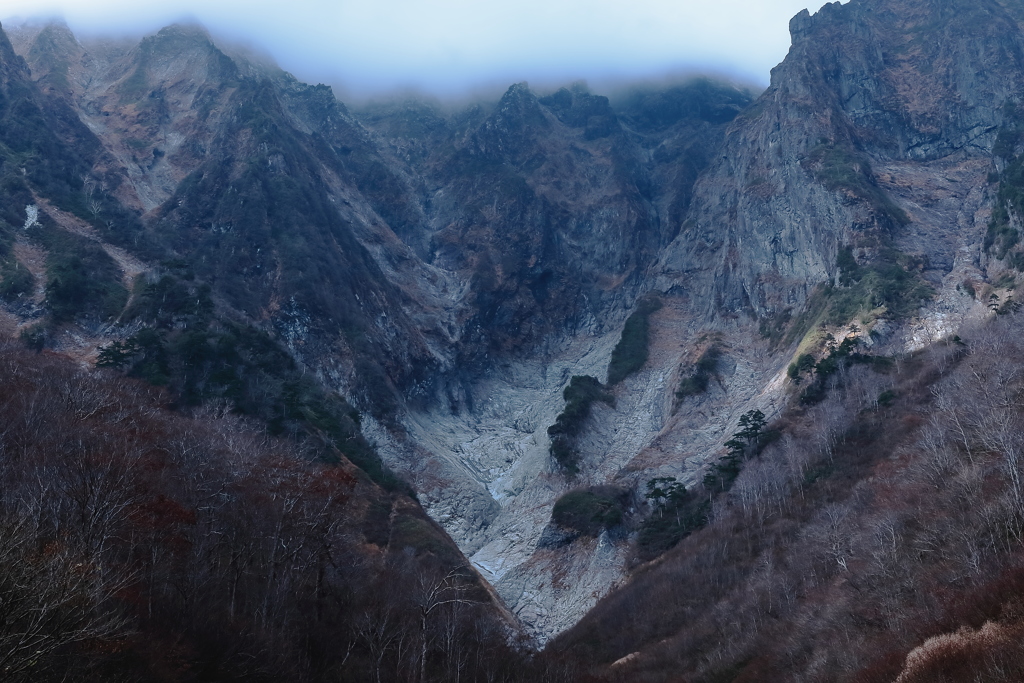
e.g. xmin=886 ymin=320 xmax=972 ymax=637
xmin=5 ymin=0 xmax=1024 ymax=681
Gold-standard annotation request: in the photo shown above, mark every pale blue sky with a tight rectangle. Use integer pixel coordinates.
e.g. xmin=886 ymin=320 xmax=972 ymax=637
xmin=3 ymin=0 xmax=843 ymax=98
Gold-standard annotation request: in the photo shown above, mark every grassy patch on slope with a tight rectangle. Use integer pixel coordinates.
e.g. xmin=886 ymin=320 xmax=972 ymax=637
xmin=607 ymin=296 xmax=663 ymax=386
xmin=804 ymin=142 xmax=909 ymax=226
xmin=547 ymin=375 xmax=615 ymax=474
xmin=552 ymin=486 xmax=629 ymax=536
xmin=784 ymin=246 xmax=932 ymax=348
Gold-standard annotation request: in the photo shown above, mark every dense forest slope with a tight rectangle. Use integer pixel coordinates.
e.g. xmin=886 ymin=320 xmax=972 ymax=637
xmin=552 ymin=315 xmax=1024 ymax=682
xmin=0 ymin=343 xmax=534 ymax=682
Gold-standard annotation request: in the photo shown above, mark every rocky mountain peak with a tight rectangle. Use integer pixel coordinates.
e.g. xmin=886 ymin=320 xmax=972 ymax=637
xmin=778 ymin=0 xmax=1024 ymax=159
xmin=118 ymin=22 xmax=239 ymax=98
xmin=22 ymin=20 xmax=80 ymax=63
xmin=0 ymin=21 xmax=31 ymax=87
xmin=472 ymin=81 xmax=550 ymax=160
xmin=150 ymin=22 xmax=214 ymax=45
xmin=127 ymin=22 xmax=227 ymax=69
xmin=538 ymin=85 xmax=619 ymax=139
xmin=659 ymin=0 xmax=1024 ymax=325
xmin=788 ymin=7 xmax=816 ymax=42
xmin=498 ymin=81 xmax=538 ymax=109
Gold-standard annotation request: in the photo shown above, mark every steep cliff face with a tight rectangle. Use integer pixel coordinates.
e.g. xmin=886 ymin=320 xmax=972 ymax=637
xmin=352 ymin=81 xmax=755 ymax=640
xmin=7 ymin=21 xmax=751 ymax=412
xmin=358 ymin=79 xmax=750 ymax=377
xmin=431 ymin=0 xmax=1024 ymax=642
xmin=660 ymin=0 xmax=1024 ymax=324
xmin=8 ymin=21 xmax=464 ymax=415
xmin=0 ymin=27 xmax=534 ymax=682
xmin=629 ymin=0 xmax=1024 ymax=530
xmin=11 ymin=23 xmax=247 ymax=212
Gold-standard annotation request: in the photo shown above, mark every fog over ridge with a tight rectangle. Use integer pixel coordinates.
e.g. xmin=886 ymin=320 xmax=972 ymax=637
xmin=3 ymin=0 xmax=846 ymax=100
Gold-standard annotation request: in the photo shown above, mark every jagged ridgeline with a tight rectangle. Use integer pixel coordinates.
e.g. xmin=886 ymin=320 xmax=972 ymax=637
xmin=0 ymin=24 xmax=532 ymax=682
xmin=0 ymin=23 xmax=405 ymax=492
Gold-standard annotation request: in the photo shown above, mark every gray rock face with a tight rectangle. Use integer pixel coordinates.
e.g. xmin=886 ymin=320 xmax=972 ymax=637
xmin=660 ymin=0 xmax=1024 ymax=322
xmin=372 ymin=296 xmax=802 ymax=643
xmin=374 ymin=328 xmax=634 ymax=642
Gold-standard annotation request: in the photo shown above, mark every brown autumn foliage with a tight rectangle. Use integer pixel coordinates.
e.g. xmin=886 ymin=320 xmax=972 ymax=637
xmin=548 ymin=313 xmax=1024 ymax=682
xmin=14 ymin=313 xmax=1024 ymax=683
xmin=0 ymin=342 xmax=536 ymax=682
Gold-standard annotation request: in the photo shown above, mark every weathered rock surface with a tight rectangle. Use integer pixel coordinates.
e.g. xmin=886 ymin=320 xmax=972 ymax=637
xmin=659 ymin=0 xmax=1024 ymax=321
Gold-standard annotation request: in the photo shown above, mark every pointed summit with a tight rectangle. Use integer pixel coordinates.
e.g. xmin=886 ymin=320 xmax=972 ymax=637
xmin=494 ymin=81 xmax=547 ymax=128
xmin=0 ymin=21 xmax=32 ymax=91
xmin=115 ymin=22 xmax=239 ymax=103
xmin=472 ymin=81 xmax=549 ymax=160
xmin=19 ymin=20 xmax=85 ymax=99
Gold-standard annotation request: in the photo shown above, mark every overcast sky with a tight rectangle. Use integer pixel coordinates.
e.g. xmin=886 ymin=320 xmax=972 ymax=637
xmin=3 ymin=0 xmax=843 ymax=99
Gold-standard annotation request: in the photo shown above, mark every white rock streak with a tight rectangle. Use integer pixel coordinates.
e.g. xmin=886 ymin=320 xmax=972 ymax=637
xmin=23 ymin=204 xmax=38 ymax=230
